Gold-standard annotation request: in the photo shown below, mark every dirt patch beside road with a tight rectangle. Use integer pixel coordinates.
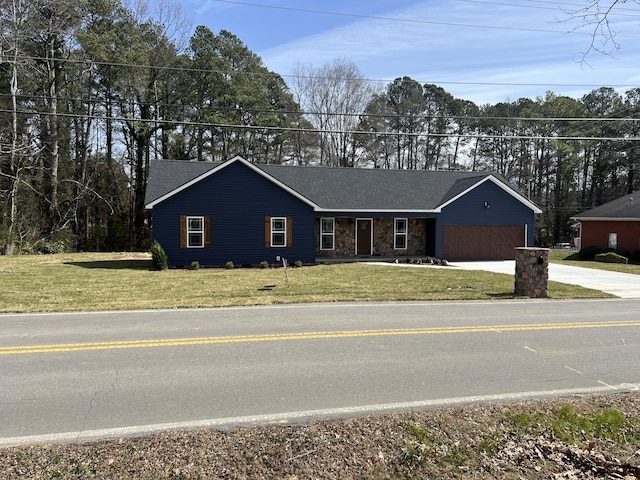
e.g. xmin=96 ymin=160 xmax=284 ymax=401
xmin=2 ymin=393 xmax=640 ymax=479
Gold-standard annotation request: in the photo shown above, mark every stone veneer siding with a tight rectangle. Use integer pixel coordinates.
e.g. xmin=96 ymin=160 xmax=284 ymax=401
xmin=514 ymin=247 xmax=549 ymax=298
xmin=316 ymin=217 xmax=427 ymax=258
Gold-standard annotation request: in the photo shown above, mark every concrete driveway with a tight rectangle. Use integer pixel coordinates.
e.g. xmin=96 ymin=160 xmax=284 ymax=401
xmin=451 ymin=261 xmax=640 ymax=298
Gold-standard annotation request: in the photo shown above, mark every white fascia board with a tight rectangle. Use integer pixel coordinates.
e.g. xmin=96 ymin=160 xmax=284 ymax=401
xmin=145 ymin=161 xmax=228 ymax=209
xmin=234 ymin=157 xmax=319 ymax=209
xmin=438 ymin=176 xmax=542 ymax=214
xmin=313 ymin=208 xmax=440 ymax=214
xmin=145 ymin=156 xmax=318 ymax=210
xmin=572 ymin=217 xmax=640 ymax=221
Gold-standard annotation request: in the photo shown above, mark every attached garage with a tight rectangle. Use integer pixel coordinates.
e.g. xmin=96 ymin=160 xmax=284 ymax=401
xmin=443 ymin=224 xmax=526 ymax=261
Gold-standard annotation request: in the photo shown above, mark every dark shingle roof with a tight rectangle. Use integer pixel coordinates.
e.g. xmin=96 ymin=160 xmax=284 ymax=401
xmin=258 ymin=164 xmax=492 ymax=210
xmin=145 ymin=160 xmax=220 ymax=206
xmin=145 ymin=158 xmax=533 ymax=212
xmin=573 ymin=191 xmax=640 ymax=219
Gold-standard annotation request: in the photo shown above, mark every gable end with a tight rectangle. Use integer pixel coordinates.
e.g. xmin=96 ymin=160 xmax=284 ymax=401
xmin=439 ymin=176 xmax=541 ymax=213
xmin=145 ymin=156 xmax=318 ymax=210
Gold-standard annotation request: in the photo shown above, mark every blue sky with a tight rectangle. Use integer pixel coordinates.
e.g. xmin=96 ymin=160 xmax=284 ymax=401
xmin=174 ymin=0 xmax=640 ymax=105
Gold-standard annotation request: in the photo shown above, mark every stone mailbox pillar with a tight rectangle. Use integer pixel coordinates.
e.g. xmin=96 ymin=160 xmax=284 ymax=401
xmin=514 ymin=247 xmax=549 ymax=298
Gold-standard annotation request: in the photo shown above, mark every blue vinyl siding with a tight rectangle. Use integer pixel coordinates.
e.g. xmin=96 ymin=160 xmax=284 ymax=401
xmin=151 ymin=161 xmax=315 ymax=267
xmin=434 ymin=181 xmax=535 ymax=258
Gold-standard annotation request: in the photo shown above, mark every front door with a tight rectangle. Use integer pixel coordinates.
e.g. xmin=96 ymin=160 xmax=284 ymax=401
xmin=356 ymin=219 xmax=372 ymax=255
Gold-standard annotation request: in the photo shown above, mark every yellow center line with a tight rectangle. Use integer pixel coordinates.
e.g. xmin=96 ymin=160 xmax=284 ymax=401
xmin=1 ymin=320 xmax=639 ymax=356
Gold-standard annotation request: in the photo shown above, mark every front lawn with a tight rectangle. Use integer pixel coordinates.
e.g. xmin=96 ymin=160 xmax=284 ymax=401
xmin=0 ymin=252 xmax=610 ymax=313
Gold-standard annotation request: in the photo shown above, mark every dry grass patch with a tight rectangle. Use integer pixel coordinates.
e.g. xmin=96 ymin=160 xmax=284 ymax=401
xmin=2 ymin=393 xmax=639 ymax=479
xmin=0 ymin=252 xmax=610 ymax=313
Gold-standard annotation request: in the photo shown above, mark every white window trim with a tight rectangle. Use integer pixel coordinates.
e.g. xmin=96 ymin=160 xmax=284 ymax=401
xmin=187 ymin=216 xmax=205 ymax=248
xmin=394 ymin=218 xmax=408 ymax=250
xmin=320 ymin=218 xmax=335 ymax=250
xmin=271 ymin=217 xmax=287 ymax=248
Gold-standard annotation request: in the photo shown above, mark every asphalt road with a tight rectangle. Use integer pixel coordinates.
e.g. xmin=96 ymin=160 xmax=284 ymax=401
xmin=1 ymin=300 xmax=639 ymax=446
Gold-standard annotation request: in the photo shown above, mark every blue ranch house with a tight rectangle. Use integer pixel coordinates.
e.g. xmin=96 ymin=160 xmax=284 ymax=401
xmin=144 ymin=156 xmax=541 ymax=268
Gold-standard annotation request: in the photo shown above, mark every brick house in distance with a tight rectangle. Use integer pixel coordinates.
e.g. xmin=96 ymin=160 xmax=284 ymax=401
xmin=572 ymin=191 xmax=640 ymax=253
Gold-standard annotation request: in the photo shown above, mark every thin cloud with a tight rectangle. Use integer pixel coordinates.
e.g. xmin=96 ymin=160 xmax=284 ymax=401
xmin=183 ymin=0 xmax=640 ymax=104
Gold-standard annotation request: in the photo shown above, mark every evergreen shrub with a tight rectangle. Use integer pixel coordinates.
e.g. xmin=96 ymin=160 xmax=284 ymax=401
xmin=578 ymin=245 xmax=603 ymax=260
xmin=150 ymin=241 xmax=168 ymax=270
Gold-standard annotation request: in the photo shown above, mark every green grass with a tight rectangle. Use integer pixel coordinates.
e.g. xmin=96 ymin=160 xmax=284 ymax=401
xmin=550 ymin=250 xmax=640 ymax=274
xmin=506 ymin=404 xmax=639 ymax=446
xmin=0 ymin=252 xmax=613 ymax=313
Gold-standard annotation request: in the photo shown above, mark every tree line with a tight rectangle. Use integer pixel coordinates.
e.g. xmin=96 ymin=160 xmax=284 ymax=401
xmin=1 ymin=0 xmax=638 ymax=254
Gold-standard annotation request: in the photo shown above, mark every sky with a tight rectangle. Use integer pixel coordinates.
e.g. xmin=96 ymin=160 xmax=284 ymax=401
xmin=170 ymin=0 xmax=640 ymax=105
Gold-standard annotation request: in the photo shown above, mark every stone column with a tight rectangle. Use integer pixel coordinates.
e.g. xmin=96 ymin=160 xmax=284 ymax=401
xmin=514 ymin=247 xmax=549 ymax=298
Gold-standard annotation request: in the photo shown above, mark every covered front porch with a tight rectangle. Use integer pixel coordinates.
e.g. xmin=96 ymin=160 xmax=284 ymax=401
xmin=315 ymin=217 xmax=438 ymax=261
xmin=315 ymin=255 xmax=447 ymax=265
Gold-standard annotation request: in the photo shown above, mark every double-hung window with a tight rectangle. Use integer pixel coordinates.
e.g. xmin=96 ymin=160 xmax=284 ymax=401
xmin=394 ymin=218 xmax=407 ymax=250
xmin=271 ymin=217 xmax=287 ymax=247
xmin=187 ymin=216 xmax=205 ymax=248
xmin=265 ymin=216 xmax=292 ymax=248
xmin=180 ymin=215 xmax=210 ymax=249
xmin=320 ymin=218 xmax=335 ymax=250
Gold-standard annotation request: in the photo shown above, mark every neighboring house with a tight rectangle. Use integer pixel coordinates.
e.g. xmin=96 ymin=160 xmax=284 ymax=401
xmin=144 ymin=156 xmax=541 ymax=267
xmin=571 ymin=191 xmax=640 ymax=252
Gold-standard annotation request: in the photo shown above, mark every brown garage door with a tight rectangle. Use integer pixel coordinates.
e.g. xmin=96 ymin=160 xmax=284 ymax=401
xmin=443 ymin=224 xmax=525 ymax=261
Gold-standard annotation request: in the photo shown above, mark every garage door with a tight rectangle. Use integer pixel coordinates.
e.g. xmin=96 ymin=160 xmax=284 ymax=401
xmin=443 ymin=224 xmax=525 ymax=261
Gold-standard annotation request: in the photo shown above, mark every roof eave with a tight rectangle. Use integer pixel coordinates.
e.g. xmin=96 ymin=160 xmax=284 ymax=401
xmin=313 ymin=208 xmax=441 ymax=214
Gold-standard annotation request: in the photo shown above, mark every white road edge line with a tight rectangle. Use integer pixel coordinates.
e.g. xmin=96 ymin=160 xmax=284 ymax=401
xmin=2 ymin=383 xmax=639 ymax=448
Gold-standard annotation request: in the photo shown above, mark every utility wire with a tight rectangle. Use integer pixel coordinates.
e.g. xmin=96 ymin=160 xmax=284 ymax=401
xmin=462 ymin=0 xmax=640 ymax=18
xmin=6 ymin=53 xmax=638 ymax=91
xmin=207 ymin=0 xmax=640 ymax=37
xmin=2 ymin=107 xmax=638 ymax=141
xmin=4 ymin=91 xmax=640 ymax=123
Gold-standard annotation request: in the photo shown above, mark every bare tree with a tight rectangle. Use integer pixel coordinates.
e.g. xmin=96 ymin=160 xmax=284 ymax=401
xmin=25 ymin=0 xmax=83 ymax=229
xmin=0 ymin=0 xmax=32 ymax=253
xmin=565 ymin=1 xmax=634 ymax=57
xmin=291 ymin=59 xmax=375 ymax=167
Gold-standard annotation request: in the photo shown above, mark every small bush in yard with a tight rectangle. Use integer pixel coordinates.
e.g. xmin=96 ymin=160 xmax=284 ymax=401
xmin=225 ymin=261 xmax=234 ymax=269
xmin=614 ymin=248 xmax=631 ymax=260
xmin=32 ymin=239 xmax=68 ymax=254
xmin=260 ymin=260 xmax=269 ymax=269
xmin=150 ymin=241 xmax=168 ymax=270
xmin=191 ymin=261 xmax=200 ymax=270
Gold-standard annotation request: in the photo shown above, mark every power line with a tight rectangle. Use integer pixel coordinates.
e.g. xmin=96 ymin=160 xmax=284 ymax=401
xmin=5 ymin=90 xmax=640 ymax=123
xmin=207 ymin=0 xmax=640 ymax=37
xmin=2 ymin=107 xmax=639 ymax=142
xmin=6 ymin=93 xmax=640 ymax=123
xmin=3 ymin=53 xmax=639 ymax=94
xmin=462 ymin=0 xmax=640 ymax=18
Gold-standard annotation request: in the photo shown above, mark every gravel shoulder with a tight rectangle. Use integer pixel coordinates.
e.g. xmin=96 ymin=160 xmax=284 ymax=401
xmin=3 ymin=392 xmax=639 ymax=479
